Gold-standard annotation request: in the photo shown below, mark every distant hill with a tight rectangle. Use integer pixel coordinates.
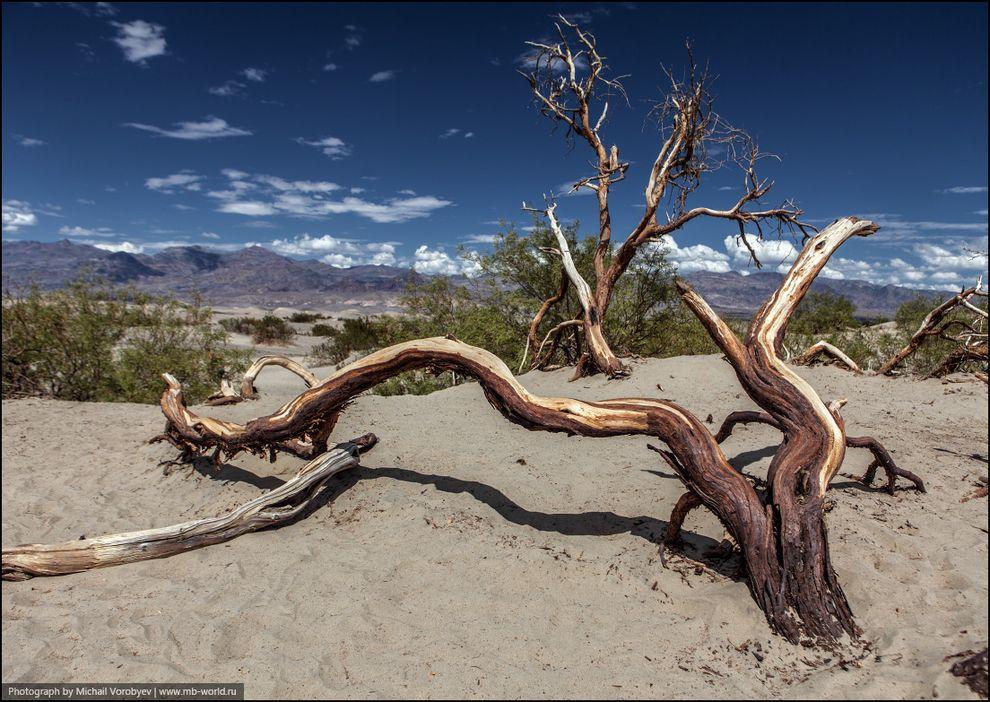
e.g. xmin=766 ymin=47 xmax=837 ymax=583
xmin=2 ymin=239 xmax=937 ymax=317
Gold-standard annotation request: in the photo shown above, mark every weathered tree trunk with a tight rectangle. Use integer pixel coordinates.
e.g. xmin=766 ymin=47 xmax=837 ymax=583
xmin=2 ymin=434 xmax=377 ymax=580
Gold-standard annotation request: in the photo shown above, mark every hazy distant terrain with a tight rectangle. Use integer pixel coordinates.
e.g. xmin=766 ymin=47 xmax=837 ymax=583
xmin=2 ymin=239 xmax=936 ymax=318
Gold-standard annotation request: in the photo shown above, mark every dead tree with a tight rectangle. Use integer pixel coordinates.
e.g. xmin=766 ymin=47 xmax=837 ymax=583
xmin=518 ymin=16 xmax=809 ymax=378
xmin=877 ymin=281 xmax=987 ymax=378
xmin=0 ymin=216 xmax=920 ymax=646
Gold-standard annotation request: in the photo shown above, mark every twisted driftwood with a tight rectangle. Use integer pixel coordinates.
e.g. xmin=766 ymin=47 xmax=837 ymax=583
xmin=2 ymin=218 xmax=927 ymax=648
xmin=1 ymin=434 xmax=377 ymax=581
xmin=793 ymin=340 xmax=863 ymax=373
xmin=206 ymin=355 xmax=319 ymax=405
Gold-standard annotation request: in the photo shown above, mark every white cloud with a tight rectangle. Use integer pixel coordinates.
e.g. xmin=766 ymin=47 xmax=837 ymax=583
xmin=412 ymin=245 xmax=480 ymax=276
xmin=439 ymin=128 xmax=475 ymax=140
xmin=201 ymin=232 xmax=221 ymax=240
xmin=463 ymin=234 xmax=498 ymax=245
xmin=203 ymin=171 xmax=452 ymax=223
xmin=111 ymin=20 xmax=166 ymax=64
xmin=208 ymin=80 xmax=246 ymax=97
xmin=173 ymin=203 xmax=195 ymax=211
xmin=14 ymin=135 xmax=46 ymax=147
xmin=369 ymin=70 xmax=396 ymax=83
xmin=266 ymin=234 xmax=398 ymax=267
xmin=939 ymin=186 xmax=988 ymax=194
xmin=296 ymin=135 xmax=352 ymax=159
xmin=145 ymin=172 xmax=205 ymax=193
xmin=59 ymin=225 xmax=116 ymax=238
xmin=975 ymin=209 xmax=988 ymax=217
xmin=2 ymin=201 xmax=38 ymax=232
xmin=124 ymin=116 xmax=251 ymax=140
xmin=240 ymin=67 xmax=267 ymax=82
xmin=323 ymin=62 xmax=339 ymax=72
xmin=913 ymin=243 xmax=989 ymax=271
xmin=343 ymin=25 xmax=363 ymax=50
xmin=723 ymin=235 xmax=798 ymax=273
xmin=659 ymin=236 xmax=731 ymax=274
xmin=94 ymin=241 xmax=144 ymax=254
xmin=516 ymin=46 xmax=589 ymax=75
xmin=218 ymin=201 xmax=276 ymax=216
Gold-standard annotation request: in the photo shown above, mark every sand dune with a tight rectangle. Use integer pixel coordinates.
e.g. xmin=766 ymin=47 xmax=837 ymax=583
xmin=2 ymin=356 xmax=987 ymax=698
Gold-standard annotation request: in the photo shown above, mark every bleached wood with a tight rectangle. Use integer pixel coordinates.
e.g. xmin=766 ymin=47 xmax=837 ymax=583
xmin=2 ymin=436 xmax=375 ymax=580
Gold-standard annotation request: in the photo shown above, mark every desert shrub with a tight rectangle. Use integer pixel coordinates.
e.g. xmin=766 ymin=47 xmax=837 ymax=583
xmin=251 ymin=314 xmax=296 ymax=345
xmin=310 ymin=322 xmax=336 ymax=337
xmin=2 ymin=280 xmax=248 ymax=404
xmin=789 ymin=292 xmax=858 ymax=337
xmin=288 ymin=311 xmax=323 ymax=323
xmin=218 ymin=314 xmax=296 ymax=345
xmin=218 ymin=316 xmax=257 ymax=335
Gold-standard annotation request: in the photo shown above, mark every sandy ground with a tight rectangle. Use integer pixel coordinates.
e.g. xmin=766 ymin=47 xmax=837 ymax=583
xmin=2 ymin=356 xmax=987 ymax=699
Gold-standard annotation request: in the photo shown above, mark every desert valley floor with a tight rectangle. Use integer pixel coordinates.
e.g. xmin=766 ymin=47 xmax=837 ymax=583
xmin=2 ymin=355 xmax=987 ymax=698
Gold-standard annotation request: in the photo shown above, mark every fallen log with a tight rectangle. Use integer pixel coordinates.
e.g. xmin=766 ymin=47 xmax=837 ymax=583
xmin=1 ymin=434 xmax=377 ymax=581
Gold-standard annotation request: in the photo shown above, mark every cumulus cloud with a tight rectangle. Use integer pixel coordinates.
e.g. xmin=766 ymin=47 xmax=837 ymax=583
xmin=659 ymin=236 xmax=731 ymax=274
xmin=145 ymin=172 xmax=205 ymax=193
xmin=369 ymin=70 xmax=396 ymax=83
xmin=111 ymin=20 xmax=166 ymax=64
xmin=323 ymin=62 xmax=339 ymax=72
xmin=2 ymin=201 xmax=38 ymax=232
xmin=266 ymin=234 xmax=398 ymax=267
xmin=723 ymin=235 xmax=798 ymax=272
xmin=201 ymin=232 xmax=221 ymax=239
xmin=94 ymin=241 xmax=144 ymax=254
xmin=124 ymin=116 xmax=251 ymax=140
xmin=411 ymin=245 xmax=480 ymax=276
xmin=295 ymin=135 xmax=352 ymax=159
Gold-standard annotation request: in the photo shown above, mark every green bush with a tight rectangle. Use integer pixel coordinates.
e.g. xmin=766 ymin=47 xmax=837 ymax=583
xmin=251 ymin=314 xmax=296 ymax=345
xmin=2 ymin=280 xmax=248 ymax=404
xmin=218 ymin=314 xmax=296 ymax=345
xmin=288 ymin=311 xmax=323 ymax=323
xmin=310 ymin=322 xmax=336 ymax=337
xmin=789 ymin=292 xmax=858 ymax=336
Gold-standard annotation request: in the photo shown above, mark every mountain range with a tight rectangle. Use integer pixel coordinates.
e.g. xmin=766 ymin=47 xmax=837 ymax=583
xmin=1 ymin=239 xmax=936 ymax=318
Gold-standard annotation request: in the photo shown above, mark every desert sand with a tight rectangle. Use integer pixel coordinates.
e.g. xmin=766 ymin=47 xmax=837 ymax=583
xmin=2 ymin=355 xmax=987 ymax=698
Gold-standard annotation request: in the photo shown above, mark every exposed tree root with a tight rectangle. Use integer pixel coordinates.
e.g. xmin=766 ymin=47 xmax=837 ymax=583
xmin=1 ymin=434 xmax=377 ymax=581
xmin=713 ymin=410 xmax=925 ymax=494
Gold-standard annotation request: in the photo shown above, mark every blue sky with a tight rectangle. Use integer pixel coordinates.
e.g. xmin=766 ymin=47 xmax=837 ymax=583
xmin=2 ymin=2 xmax=987 ymax=288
